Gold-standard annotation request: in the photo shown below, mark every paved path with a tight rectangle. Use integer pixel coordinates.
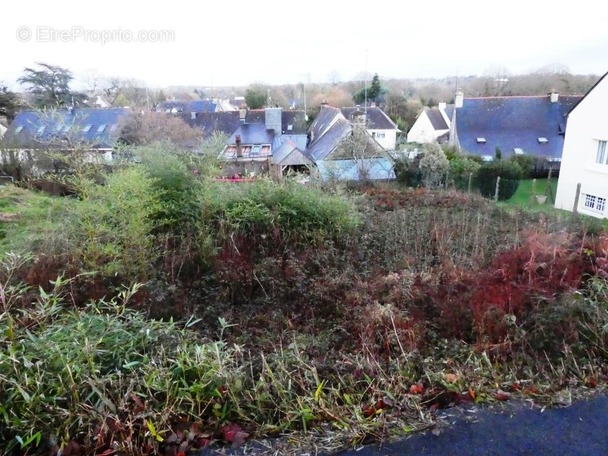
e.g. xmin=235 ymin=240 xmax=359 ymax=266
xmin=337 ymin=394 xmax=608 ymax=456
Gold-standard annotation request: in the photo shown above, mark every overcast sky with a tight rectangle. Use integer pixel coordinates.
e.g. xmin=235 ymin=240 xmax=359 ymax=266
xmin=2 ymin=0 xmax=608 ymax=90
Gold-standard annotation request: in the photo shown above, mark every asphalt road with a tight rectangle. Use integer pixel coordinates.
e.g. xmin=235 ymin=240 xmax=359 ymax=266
xmin=337 ymin=394 xmax=608 ymax=456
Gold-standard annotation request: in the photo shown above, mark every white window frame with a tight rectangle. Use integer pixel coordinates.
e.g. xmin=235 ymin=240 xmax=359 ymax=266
xmin=583 ymin=193 xmax=606 ymax=214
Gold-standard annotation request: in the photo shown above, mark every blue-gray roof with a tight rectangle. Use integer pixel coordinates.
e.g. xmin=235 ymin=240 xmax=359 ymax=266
xmin=228 ymin=123 xmax=274 ymax=145
xmin=341 ymin=106 xmax=398 ymax=130
xmin=244 ymin=109 xmax=307 ymax=134
xmin=179 ymin=112 xmax=241 ymax=138
xmin=455 ymin=95 xmax=581 ymax=160
xmin=156 ymin=100 xmax=217 ymax=113
xmin=2 ymin=108 xmax=130 ymax=149
xmin=306 ymin=118 xmax=351 ymax=161
xmin=317 ymin=158 xmax=395 ymax=181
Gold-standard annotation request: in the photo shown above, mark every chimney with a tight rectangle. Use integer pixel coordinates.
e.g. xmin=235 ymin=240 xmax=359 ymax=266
xmin=239 ymin=108 xmax=247 ymax=124
xmin=455 ymin=91 xmax=464 ymax=109
xmin=438 ymin=102 xmax=447 ymax=110
xmin=265 ymin=107 xmax=282 ymax=135
xmin=550 ymin=92 xmax=559 ymax=103
xmin=236 ymin=134 xmax=242 ymax=158
xmin=320 ymin=99 xmax=329 ymax=107
xmin=190 ymin=112 xmax=196 ymax=120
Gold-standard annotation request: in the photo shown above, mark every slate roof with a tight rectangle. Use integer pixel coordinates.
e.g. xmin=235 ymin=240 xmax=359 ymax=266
xmin=244 ymin=110 xmax=307 ymax=134
xmin=228 ymin=123 xmax=274 ymax=145
xmin=317 ymin=158 xmax=395 ymax=181
xmin=273 ymin=134 xmax=308 ymax=153
xmin=179 ymin=112 xmax=241 ymax=138
xmin=306 ymin=118 xmax=352 ymax=161
xmin=156 ymin=100 xmax=217 ymax=113
xmin=308 ymin=106 xmax=343 ymax=145
xmin=426 ymin=107 xmax=449 ymax=130
xmin=341 ymin=106 xmax=398 ymax=130
xmin=455 ymin=95 xmax=582 ymax=160
xmin=1 ymin=108 xmax=130 ymax=149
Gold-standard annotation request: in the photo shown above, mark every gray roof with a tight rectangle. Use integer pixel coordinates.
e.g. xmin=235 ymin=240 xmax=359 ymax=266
xmin=308 ymin=106 xmax=343 ymax=145
xmin=228 ymin=123 xmax=274 ymax=145
xmin=306 ymin=118 xmax=352 ymax=161
xmin=426 ymin=107 xmax=449 ymax=130
xmin=179 ymin=112 xmax=241 ymax=138
xmin=341 ymin=106 xmax=398 ymax=130
xmin=244 ymin=110 xmax=307 ymax=134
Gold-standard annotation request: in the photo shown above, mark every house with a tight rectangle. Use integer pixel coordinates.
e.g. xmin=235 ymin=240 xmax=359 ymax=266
xmin=0 ymin=107 xmax=130 ymax=178
xmin=1 ymin=107 xmax=130 ymax=154
xmin=554 ymin=71 xmax=608 ymax=218
xmin=451 ymin=92 xmax=581 ymax=164
xmin=306 ymin=105 xmax=395 ymax=182
xmin=341 ymin=106 xmax=400 ymax=150
xmin=219 ymin=108 xmax=310 ymax=177
xmin=407 ymin=102 xmax=454 ymax=144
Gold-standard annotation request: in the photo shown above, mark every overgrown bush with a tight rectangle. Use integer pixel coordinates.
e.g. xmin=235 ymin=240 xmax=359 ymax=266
xmin=69 ymin=167 xmax=163 ymax=280
xmin=449 ymin=155 xmax=481 ymax=190
xmin=419 ymin=143 xmax=449 ymax=188
xmin=477 ymin=159 xmax=523 ymax=200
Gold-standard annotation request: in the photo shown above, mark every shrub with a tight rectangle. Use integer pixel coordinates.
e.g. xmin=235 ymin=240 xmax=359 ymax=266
xmin=476 ymin=160 xmax=523 ymax=200
xmin=419 ymin=143 xmax=448 ymax=188
xmin=69 ymin=167 xmax=163 ymax=281
xmin=448 ymin=156 xmax=481 ymax=190
xmin=394 ymin=154 xmax=423 ymax=187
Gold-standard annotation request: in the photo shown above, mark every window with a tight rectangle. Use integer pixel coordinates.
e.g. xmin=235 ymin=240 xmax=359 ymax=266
xmin=97 ymin=124 xmax=107 ymax=133
xmin=14 ymin=126 xmax=24 ymax=133
xmin=37 ymin=126 xmax=46 ymax=135
xmin=375 ymin=132 xmax=385 ymax=139
xmin=583 ymin=193 xmax=606 ymax=213
xmin=476 ymin=137 xmax=486 ymax=144
xmin=537 ymin=137 xmax=548 ymax=144
xmin=596 ymin=140 xmax=607 ymax=164
xmin=82 ymin=124 xmax=92 ymax=132
xmin=514 ymin=148 xmax=524 ymax=155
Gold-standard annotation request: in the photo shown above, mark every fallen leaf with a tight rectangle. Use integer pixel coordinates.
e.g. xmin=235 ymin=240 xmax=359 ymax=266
xmin=468 ymin=388 xmax=476 ymax=401
xmin=494 ymin=390 xmax=511 ymax=401
xmin=221 ymin=423 xmax=249 ymax=446
xmin=445 ymin=373 xmax=458 ymax=383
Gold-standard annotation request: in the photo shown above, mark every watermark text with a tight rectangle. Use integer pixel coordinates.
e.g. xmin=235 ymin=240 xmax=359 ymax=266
xmin=16 ymin=26 xmax=175 ymax=45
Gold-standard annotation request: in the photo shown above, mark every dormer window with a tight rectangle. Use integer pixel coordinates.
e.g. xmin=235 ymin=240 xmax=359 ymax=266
xmin=476 ymin=137 xmax=486 ymax=144
xmin=538 ymin=137 xmax=548 ymax=144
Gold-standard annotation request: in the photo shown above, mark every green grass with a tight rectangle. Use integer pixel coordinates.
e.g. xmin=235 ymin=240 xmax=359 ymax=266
xmin=499 ymin=178 xmax=566 ymax=216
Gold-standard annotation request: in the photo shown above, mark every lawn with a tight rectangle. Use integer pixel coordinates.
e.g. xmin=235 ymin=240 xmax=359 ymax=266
xmin=506 ymin=178 xmax=555 ymax=206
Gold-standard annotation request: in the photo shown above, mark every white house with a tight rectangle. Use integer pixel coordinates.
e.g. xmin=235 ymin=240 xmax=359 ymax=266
xmin=555 ymin=71 xmax=608 ymax=218
xmin=407 ymin=102 xmax=453 ymax=144
xmin=341 ymin=106 xmax=400 ymax=150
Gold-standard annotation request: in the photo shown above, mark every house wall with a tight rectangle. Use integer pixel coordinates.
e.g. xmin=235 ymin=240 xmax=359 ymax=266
xmin=555 ymin=76 xmax=608 ymax=218
xmin=369 ymin=129 xmax=397 ymax=150
xmin=406 ymin=113 xmax=448 ymax=144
